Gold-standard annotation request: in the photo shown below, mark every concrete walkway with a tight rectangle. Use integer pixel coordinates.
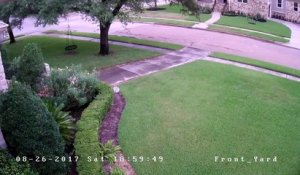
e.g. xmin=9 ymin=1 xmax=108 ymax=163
xmin=98 ymin=47 xmax=210 ymax=85
xmin=270 ymin=18 xmax=300 ymax=49
xmin=193 ymin=12 xmax=221 ymax=29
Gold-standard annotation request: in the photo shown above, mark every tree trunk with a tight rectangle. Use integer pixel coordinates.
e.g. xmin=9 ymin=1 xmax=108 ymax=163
xmin=155 ymin=0 xmax=157 ymax=8
xmin=4 ymin=19 xmax=15 ymax=44
xmin=99 ymin=22 xmax=111 ymax=56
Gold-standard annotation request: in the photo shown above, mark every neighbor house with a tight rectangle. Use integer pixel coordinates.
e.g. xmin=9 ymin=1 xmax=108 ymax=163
xmin=198 ymin=0 xmax=300 ymax=23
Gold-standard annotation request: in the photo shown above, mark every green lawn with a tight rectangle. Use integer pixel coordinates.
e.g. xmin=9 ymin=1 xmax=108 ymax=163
xmin=119 ymin=61 xmax=300 ymax=175
xmin=132 ymin=4 xmax=212 ymax=25
xmin=210 ymin=52 xmax=300 ymax=77
xmin=3 ymin=36 xmax=160 ymax=71
xmin=132 ymin=17 xmax=197 ymax=27
xmin=208 ymin=25 xmax=289 ymax=43
xmin=159 ymin=4 xmax=212 ymax=22
xmin=45 ymin=30 xmax=183 ymax=50
xmin=215 ymin=16 xmax=291 ymax=38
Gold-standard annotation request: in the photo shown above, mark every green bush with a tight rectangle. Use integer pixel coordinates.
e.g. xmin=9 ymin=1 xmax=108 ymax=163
xmin=111 ymin=167 xmax=125 ymax=175
xmin=16 ymin=43 xmax=44 ymax=90
xmin=0 ymin=150 xmax=37 ymax=175
xmin=44 ymin=100 xmax=77 ymax=145
xmin=0 ymin=82 xmax=68 ymax=175
xmin=75 ymin=83 xmax=113 ymax=175
xmin=48 ymin=66 xmax=98 ymax=110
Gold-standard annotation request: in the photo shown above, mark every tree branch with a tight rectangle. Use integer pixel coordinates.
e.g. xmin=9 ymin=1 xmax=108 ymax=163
xmin=112 ymin=0 xmax=127 ymax=16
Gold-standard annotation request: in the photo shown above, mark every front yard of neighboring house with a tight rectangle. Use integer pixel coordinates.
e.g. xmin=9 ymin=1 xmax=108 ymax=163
xmin=209 ymin=15 xmax=291 ymax=43
xmin=131 ymin=4 xmax=212 ymax=27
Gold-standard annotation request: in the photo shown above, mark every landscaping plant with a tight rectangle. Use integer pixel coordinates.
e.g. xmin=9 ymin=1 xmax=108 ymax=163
xmin=48 ymin=65 xmax=98 ymax=111
xmin=99 ymin=140 xmax=121 ymax=164
xmin=16 ymin=43 xmax=45 ymax=91
xmin=0 ymin=150 xmax=38 ymax=175
xmin=44 ymin=100 xmax=77 ymax=145
xmin=0 ymin=82 xmax=68 ymax=175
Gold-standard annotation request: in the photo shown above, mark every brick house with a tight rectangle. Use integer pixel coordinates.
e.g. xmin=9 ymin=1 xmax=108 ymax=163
xmin=198 ymin=0 xmax=300 ymax=23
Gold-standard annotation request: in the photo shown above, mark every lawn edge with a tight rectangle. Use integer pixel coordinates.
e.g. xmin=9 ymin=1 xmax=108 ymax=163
xmin=209 ymin=53 xmax=300 ymax=78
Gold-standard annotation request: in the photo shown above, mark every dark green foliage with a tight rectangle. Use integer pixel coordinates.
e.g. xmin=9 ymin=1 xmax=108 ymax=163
xmin=0 ymin=150 xmax=37 ymax=175
xmin=199 ymin=6 xmax=212 ymax=14
xmin=48 ymin=66 xmax=98 ymax=110
xmin=111 ymin=167 xmax=125 ymax=175
xmin=99 ymin=140 xmax=121 ymax=164
xmin=44 ymin=100 xmax=77 ymax=145
xmin=0 ymin=82 xmax=68 ymax=175
xmin=251 ymin=13 xmax=267 ymax=22
xmin=16 ymin=43 xmax=44 ymax=90
xmin=75 ymin=83 xmax=113 ymax=175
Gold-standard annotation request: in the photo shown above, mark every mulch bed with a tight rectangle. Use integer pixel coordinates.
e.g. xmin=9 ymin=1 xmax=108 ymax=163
xmin=99 ymin=92 xmax=136 ymax=175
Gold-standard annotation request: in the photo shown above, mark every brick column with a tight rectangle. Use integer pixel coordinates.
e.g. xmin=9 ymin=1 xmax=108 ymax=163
xmin=0 ymin=51 xmax=8 ymax=149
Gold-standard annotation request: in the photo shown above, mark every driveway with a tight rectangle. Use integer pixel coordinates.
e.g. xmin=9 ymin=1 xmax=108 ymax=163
xmin=270 ymin=18 xmax=300 ymax=50
xmin=13 ymin=13 xmax=300 ymax=70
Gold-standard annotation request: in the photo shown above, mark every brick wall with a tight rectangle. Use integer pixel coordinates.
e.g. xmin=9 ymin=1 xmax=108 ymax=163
xmin=285 ymin=0 xmax=300 ymax=22
xmin=230 ymin=0 xmax=270 ymax=18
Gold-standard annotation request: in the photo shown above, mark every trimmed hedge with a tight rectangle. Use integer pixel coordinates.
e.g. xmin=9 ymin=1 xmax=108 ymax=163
xmin=0 ymin=150 xmax=37 ymax=175
xmin=0 ymin=83 xmax=68 ymax=175
xmin=75 ymin=83 xmax=113 ymax=175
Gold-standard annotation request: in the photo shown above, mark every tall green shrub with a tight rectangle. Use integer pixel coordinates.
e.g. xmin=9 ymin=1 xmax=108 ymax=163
xmin=0 ymin=82 xmax=68 ymax=175
xmin=17 ymin=43 xmax=44 ymax=90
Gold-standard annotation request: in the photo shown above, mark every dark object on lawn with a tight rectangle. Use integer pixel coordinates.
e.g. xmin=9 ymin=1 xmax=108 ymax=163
xmin=65 ymin=21 xmax=78 ymax=52
xmin=252 ymin=13 xmax=267 ymax=22
xmin=147 ymin=7 xmax=166 ymax=11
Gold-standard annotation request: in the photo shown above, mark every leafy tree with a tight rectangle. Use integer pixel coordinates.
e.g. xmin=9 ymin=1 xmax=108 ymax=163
xmin=0 ymin=0 xmax=39 ymax=44
xmin=37 ymin=0 xmax=200 ymax=55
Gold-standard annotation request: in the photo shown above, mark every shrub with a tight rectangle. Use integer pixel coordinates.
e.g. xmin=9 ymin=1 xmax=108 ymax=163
xmin=199 ymin=6 xmax=212 ymax=14
xmin=44 ymin=100 xmax=77 ymax=145
xmin=0 ymin=82 xmax=68 ymax=175
xmin=48 ymin=66 xmax=98 ymax=111
xmin=75 ymin=83 xmax=113 ymax=175
xmin=251 ymin=13 xmax=267 ymax=22
xmin=0 ymin=150 xmax=38 ymax=175
xmin=99 ymin=140 xmax=121 ymax=164
xmin=111 ymin=167 xmax=125 ymax=175
xmin=16 ymin=43 xmax=44 ymax=90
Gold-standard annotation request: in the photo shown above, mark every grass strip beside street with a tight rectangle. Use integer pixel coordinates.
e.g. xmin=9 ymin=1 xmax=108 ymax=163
xmin=208 ymin=25 xmax=289 ymax=43
xmin=210 ymin=52 xmax=300 ymax=77
xmin=44 ymin=30 xmax=183 ymax=50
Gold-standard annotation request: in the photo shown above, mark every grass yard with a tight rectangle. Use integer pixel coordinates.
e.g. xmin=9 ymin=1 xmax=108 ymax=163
xmin=132 ymin=17 xmax=197 ymax=27
xmin=208 ymin=25 xmax=289 ymax=43
xmin=210 ymin=52 xmax=300 ymax=77
xmin=215 ymin=16 xmax=291 ymax=38
xmin=45 ymin=30 xmax=183 ymax=50
xmin=132 ymin=4 xmax=212 ymax=26
xmin=119 ymin=61 xmax=300 ymax=175
xmin=3 ymin=36 xmax=160 ymax=71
